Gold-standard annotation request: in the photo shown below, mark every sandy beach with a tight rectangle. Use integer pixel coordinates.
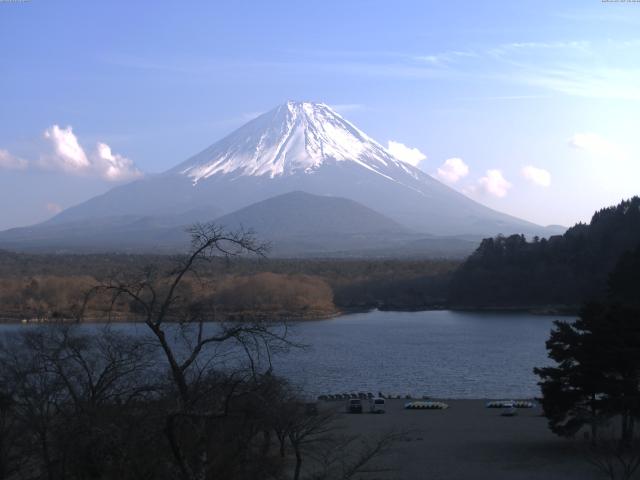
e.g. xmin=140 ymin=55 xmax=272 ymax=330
xmin=324 ymin=399 xmax=600 ymax=480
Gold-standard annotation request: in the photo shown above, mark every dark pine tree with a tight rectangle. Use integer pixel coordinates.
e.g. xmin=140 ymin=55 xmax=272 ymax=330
xmin=535 ymin=246 xmax=640 ymax=443
xmin=450 ymin=196 xmax=640 ymax=308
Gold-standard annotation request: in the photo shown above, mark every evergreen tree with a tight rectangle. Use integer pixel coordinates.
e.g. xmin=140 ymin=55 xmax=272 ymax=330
xmin=608 ymin=244 xmax=640 ymax=309
xmin=450 ymin=196 xmax=640 ymax=308
xmin=535 ymin=247 xmax=640 ymax=443
xmin=534 ymin=303 xmax=610 ymax=440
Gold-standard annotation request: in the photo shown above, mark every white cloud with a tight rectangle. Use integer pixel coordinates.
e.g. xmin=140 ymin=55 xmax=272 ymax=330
xmin=387 ymin=140 xmax=427 ymax=167
xmin=521 ymin=165 xmax=551 ymax=187
xmin=43 ymin=125 xmax=90 ymax=172
xmin=40 ymin=124 xmax=141 ymax=181
xmin=416 ymin=50 xmax=478 ymax=66
xmin=436 ymin=157 xmax=469 ymax=183
xmin=45 ymin=202 xmax=63 ymax=214
xmin=94 ymin=142 xmax=142 ymax=181
xmin=0 ymin=149 xmax=28 ymax=170
xmin=568 ymin=132 xmax=627 ymax=159
xmin=478 ymin=169 xmax=512 ymax=197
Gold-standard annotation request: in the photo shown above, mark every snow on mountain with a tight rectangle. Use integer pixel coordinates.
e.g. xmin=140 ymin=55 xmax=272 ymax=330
xmin=17 ymin=100 xmax=555 ymax=241
xmin=175 ymin=101 xmax=420 ymax=184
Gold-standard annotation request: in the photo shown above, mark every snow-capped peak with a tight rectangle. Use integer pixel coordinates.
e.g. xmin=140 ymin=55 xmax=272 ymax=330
xmin=176 ymin=101 xmax=418 ymax=182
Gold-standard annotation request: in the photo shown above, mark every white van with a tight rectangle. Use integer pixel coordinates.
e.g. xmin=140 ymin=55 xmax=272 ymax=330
xmin=369 ymin=397 xmax=386 ymax=413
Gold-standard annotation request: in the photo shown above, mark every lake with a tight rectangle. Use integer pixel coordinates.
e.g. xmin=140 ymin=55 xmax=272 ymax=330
xmin=0 ymin=309 xmax=570 ymax=399
xmin=273 ymin=309 xmax=566 ymax=399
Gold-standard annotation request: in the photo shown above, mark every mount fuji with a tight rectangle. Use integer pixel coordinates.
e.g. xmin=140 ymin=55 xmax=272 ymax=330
xmin=0 ymin=101 xmax=561 ymax=255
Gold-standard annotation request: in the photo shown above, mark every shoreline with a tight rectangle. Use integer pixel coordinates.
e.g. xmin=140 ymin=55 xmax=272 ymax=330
xmin=0 ymin=304 xmax=578 ymax=324
xmin=448 ymin=305 xmax=579 ymax=316
xmin=319 ymin=396 xmax=540 ymax=402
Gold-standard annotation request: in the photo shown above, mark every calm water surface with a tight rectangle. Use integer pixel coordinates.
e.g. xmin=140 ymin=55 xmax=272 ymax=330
xmin=273 ymin=310 xmax=567 ymax=399
xmin=0 ymin=310 xmax=571 ymax=399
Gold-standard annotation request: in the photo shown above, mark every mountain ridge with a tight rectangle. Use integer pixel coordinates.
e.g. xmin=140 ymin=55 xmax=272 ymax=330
xmin=173 ymin=101 xmax=410 ymax=181
xmin=0 ymin=101 xmax=563 ymax=253
xmin=0 ymin=191 xmax=479 ymax=257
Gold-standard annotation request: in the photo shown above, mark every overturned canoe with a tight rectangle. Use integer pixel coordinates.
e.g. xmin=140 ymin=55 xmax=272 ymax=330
xmin=405 ymin=401 xmax=448 ymax=410
xmin=486 ymin=400 xmax=535 ymax=409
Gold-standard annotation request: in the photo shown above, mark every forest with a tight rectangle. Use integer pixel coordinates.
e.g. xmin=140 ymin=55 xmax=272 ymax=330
xmin=0 ymin=225 xmax=399 ymax=480
xmin=449 ymin=197 xmax=640 ymax=310
xmin=0 ymin=251 xmax=457 ymax=321
xmin=1 ymin=197 xmax=639 ymax=321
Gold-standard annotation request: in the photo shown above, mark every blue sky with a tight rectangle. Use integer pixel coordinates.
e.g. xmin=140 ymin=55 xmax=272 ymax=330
xmin=1 ymin=0 xmax=639 ymax=229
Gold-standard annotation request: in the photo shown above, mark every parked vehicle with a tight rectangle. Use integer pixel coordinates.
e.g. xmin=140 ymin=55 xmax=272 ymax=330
xmin=369 ymin=397 xmax=386 ymax=413
xmin=346 ymin=398 xmax=363 ymax=413
xmin=499 ymin=401 xmax=516 ymax=416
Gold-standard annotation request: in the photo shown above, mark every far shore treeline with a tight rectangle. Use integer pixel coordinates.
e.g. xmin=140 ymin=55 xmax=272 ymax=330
xmin=0 ymin=197 xmax=638 ymax=322
xmin=0 ymin=254 xmax=456 ymax=321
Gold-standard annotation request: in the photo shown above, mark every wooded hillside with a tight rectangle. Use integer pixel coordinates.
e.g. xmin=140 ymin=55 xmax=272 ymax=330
xmin=449 ymin=197 xmax=640 ymax=308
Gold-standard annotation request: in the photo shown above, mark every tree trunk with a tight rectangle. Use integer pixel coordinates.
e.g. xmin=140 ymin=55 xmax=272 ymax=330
xmin=590 ymin=395 xmax=598 ymax=444
xmin=165 ymin=414 xmax=193 ymax=480
xmin=277 ymin=433 xmax=286 ymax=458
xmin=41 ymin=433 xmax=55 ymax=480
xmin=149 ymin=323 xmax=190 ymax=406
xmin=620 ymin=410 xmax=636 ymax=447
xmin=293 ymin=444 xmax=302 ymax=480
xmin=261 ymin=430 xmax=271 ymax=457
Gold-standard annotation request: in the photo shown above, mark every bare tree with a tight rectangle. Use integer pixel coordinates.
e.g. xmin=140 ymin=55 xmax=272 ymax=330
xmin=0 ymin=387 xmax=22 ymax=480
xmin=0 ymin=224 xmax=396 ymax=480
xmin=0 ymin=324 xmax=160 ymax=480
xmin=83 ymin=223 xmax=291 ymax=407
xmin=308 ymin=431 xmax=402 ymax=480
xmin=83 ymin=224 xmax=301 ymax=480
xmin=585 ymin=423 xmax=640 ymax=480
xmin=0 ymin=330 xmax=66 ymax=480
xmin=277 ymin=397 xmax=401 ymax=480
xmin=287 ymin=406 xmax=337 ymax=480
